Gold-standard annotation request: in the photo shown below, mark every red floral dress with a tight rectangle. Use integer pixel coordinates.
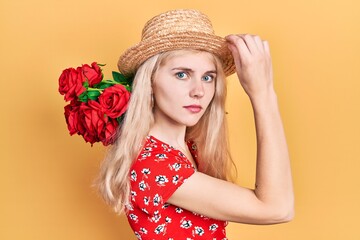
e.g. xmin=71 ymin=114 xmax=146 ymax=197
xmin=126 ymin=135 xmax=228 ymax=239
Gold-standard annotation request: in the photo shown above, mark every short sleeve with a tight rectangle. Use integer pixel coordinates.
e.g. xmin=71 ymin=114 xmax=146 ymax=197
xmin=129 ymin=142 xmax=195 ymax=215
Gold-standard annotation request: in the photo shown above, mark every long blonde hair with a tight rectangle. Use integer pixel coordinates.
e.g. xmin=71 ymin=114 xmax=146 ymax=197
xmin=95 ymin=49 xmax=234 ymax=213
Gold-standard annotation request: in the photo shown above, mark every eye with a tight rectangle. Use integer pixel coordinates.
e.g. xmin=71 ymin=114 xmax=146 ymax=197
xmin=202 ymin=74 xmax=215 ymax=82
xmin=175 ymin=72 xmax=188 ymax=79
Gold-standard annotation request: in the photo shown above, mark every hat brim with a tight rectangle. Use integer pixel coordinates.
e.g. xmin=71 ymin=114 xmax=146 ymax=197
xmin=118 ymin=32 xmax=236 ymax=77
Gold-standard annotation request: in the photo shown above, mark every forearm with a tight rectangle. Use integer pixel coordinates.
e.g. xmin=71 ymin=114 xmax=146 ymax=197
xmin=250 ymin=90 xmax=294 ymax=219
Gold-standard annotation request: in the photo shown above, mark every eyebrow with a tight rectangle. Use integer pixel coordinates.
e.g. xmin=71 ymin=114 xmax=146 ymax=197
xmin=171 ymin=67 xmax=217 ymax=74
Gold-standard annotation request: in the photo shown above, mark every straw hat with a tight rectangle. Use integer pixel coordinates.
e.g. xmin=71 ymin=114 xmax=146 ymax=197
xmin=118 ymin=9 xmax=235 ymax=77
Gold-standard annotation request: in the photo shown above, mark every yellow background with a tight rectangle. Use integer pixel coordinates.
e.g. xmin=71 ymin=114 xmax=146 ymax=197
xmin=1 ymin=0 xmax=359 ymax=239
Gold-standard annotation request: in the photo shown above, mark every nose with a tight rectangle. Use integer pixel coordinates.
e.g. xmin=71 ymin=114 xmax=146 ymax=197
xmin=189 ymin=79 xmax=205 ymax=98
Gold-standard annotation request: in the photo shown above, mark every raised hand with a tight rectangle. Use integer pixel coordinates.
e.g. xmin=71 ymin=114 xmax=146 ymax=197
xmin=226 ymin=34 xmax=274 ymax=99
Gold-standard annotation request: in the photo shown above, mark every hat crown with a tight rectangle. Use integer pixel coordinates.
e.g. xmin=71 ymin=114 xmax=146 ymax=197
xmin=118 ymin=9 xmax=235 ymax=77
xmin=141 ymin=9 xmax=215 ymax=40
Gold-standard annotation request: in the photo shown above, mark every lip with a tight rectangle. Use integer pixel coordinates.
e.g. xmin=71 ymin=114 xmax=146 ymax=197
xmin=183 ymin=105 xmax=203 ymax=113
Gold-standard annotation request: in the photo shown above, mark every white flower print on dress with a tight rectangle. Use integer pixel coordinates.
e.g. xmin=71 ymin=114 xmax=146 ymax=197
xmin=129 ymin=213 xmax=138 ymax=223
xmin=141 ymin=152 xmax=151 ymax=158
xmin=134 ymin=231 xmax=142 ymax=240
xmin=141 ymin=167 xmax=151 ymax=179
xmin=139 ymin=180 xmax=148 ymax=191
xmin=155 ymin=153 xmax=168 ymax=159
xmin=178 ymin=151 xmax=186 ymax=158
xmin=139 ymin=227 xmax=148 ymax=234
xmin=209 ymin=223 xmax=219 ymax=232
xmin=161 ymin=143 xmax=173 ymax=152
xmin=175 ymin=207 xmax=183 ymax=213
xmin=209 ymin=223 xmax=219 ymax=231
xmin=172 ymin=175 xmax=179 ymax=184
xmin=131 ymin=170 xmax=137 ymax=181
xmin=151 ymin=210 xmax=161 ymax=223
xmin=154 ymin=224 xmax=166 ymax=235
xmin=171 ymin=162 xmax=181 ymax=171
xmin=153 ymin=193 xmax=161 ymax=206
xmin=180 ymin=219 xmax=192 ymax=229
xmin=162 ymin=203 xmax=170 ymax=209
xmin=143 ymin=196 xmax=150 ymax=205
xmin=194 ymin=226 xmax=205 ymax=236
xmin=144 ymin=147 xmax=152 ymax=151
xmin=155 ymin=175 xmax=169 ymax=186
xmin=131 ymin=190 xmax=137 ymax=201
xmin=165 ymin=216 xmax=172 ymax=223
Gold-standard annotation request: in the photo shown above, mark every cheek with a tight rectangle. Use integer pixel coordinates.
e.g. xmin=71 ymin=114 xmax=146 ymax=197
xmin=153 ymin=84 xmax=180 ymax=110
xmin=205 ymin=84 xmax=216 ymax=104
xmin=154 ymin=78 xmax=187 ymax=100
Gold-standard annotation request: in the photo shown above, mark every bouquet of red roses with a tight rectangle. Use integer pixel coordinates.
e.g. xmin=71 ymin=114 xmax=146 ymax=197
xmin=58 ymin=62 xmax=132 ymax=146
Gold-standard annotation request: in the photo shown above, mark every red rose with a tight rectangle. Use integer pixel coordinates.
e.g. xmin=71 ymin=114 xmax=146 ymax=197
xmin=98 ymin=84 xmax=130 ymax=118
xmin=64 ymin=100 xmax=86 ymax=136
xmin=102 ymin=118 xmax=119 ymax=146
xmin=59 ymin=67 xmax=86 ymax=101
xmin=79 ymin=100 xmax=119 ymax=146
xmin=82 ymin=62 xmax=103 ymax=86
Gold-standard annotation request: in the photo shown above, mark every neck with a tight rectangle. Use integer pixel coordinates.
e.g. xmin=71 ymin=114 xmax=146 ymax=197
xmin=149 ymin=113 xmax=187 ymax=149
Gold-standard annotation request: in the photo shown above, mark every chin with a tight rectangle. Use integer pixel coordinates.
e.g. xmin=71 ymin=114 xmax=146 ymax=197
xmin=185 ymin=122 xmax=198 ymax=127
xmin=182 ymin=117 xmax=202 ymax=127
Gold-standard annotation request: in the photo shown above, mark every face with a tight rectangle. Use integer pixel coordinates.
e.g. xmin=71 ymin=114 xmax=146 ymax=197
xmin=152 ymin=51 xmax=216 ymax=127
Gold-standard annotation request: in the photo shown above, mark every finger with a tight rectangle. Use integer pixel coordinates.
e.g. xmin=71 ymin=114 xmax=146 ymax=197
xmin=263 ymin=40 xmax=270 ymax=56
xmin=253 ymin=35 xmax=264 ymax=53
xmin=226 ymin=35 xmax=251 ymax=62
xmin=238 ymin=34 xmax=259 ymax=55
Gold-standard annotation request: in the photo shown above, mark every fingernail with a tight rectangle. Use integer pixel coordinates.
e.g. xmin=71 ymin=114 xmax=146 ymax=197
xmin=225 ymin=34 xmax=234 ymax=40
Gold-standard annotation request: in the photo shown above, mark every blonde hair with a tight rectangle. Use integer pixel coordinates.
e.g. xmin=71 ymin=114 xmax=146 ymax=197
xmin=95 ymin=49 xmax=234 ymax=214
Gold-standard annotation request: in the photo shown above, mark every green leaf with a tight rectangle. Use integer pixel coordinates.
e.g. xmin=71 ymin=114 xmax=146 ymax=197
xmin=94 ymin=82 xmax=114 ymax=89
xmin=83 ymin=81 xmax=89 ymax=89
xmin=116 ymin=114 xmax=125 ymax=125
xmin=125 ymin=85 xmax=132 ymax=92
xmin=112 ymin=71 xmax=125 ymax=83
xmin=78 ymin=91 xmax=88 ymax=102
xmin=87 ymin=90 xmax=101 ymax=100
xmin=112 ymin=71 xmax=131 ymax=85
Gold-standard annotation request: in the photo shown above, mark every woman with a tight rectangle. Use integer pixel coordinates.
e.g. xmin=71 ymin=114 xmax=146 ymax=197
xmin=96 ymin=9 xmax=294 ymax=239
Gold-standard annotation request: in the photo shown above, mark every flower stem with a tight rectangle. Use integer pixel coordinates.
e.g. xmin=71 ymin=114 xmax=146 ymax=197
xmin=88 ymin=88 xmax=103 ymax=93
xmin=102 ymin=79 xmax=118 ymax=84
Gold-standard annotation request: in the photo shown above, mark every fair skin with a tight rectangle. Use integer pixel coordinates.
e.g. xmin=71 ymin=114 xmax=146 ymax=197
xmin=151 ymin=34 xmax=294 ymax=225
xmin=149 ymin=51 xmax=216 ymax=166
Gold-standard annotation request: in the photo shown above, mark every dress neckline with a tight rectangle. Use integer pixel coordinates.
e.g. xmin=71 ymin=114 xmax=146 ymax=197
xmin=147 ymin=135 xmax=198 ymax=171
